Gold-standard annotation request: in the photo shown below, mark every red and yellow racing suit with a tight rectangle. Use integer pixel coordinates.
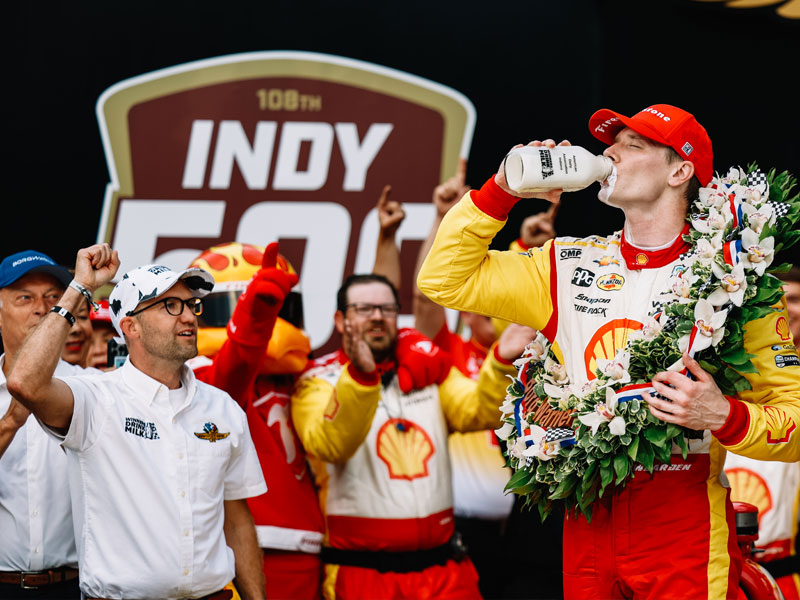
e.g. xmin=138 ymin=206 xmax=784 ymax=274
xmin=291 ymin=344 xmax=515 ymax=599
xmin=417 ymin=177 xmax=800 ymax=600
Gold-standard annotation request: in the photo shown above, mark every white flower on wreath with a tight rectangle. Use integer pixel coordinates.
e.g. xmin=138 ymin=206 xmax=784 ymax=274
xmin=596 ymin=350 xmax=631 ymax=386
xmin=629 ymin=314 xmax=664 ymax=343
xmin=543 ymin=356 xmax=569 ymax=385
xmin=577 ymin=387 xmax=626 ymax=436
xmin=695 ymin=232 xmax=723 ymax=265
xmin=521 ymin=425 xmax=560 ymax=461
xmin=708 ymin=262 xmax=748 ymax=307
xmin=741 ymin=201 xmax=774 ymax=235
xmin=696 ymin=188 xmax=727 ymax=211
xmin=679 ymin=298 xmax=728 ymax=353
xmin=668 ymin=268 xmax=698 ymax=302
xmin=739 ymin=228 xmax=775 ymax=276
xmin=517 ymin=332 xmax=549 ymax=364
xmin=691 ymin=206 xmax=729 ymax=235
xmin=721 ymin=167 xmax=747 ymax=186
xmin=494 ymin=421 xmax=514 ymax=441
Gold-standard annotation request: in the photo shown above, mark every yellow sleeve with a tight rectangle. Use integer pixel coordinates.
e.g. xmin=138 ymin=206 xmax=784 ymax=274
xmin=291 ymin=364 xmax=381 ymax=464
xmin=438 ymin=345 xmax=516 ymax=433
xmin=416 ymin=191 xmax=555 ymax=331
xmin=714 ymin=298 xmax=800 ymax=461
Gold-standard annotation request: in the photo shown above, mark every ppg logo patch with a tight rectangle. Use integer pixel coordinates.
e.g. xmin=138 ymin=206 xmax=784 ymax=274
xmin=572 ymin=268 xmax=595 ymax=287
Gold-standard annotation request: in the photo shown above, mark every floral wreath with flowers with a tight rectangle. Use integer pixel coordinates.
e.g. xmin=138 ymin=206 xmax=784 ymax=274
xmin=495 ymin=165 xmax=800 ymax=521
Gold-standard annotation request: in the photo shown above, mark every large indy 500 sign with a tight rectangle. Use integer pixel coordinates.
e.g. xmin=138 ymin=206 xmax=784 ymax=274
xmin=96 ymin=51 xmax=474 ymax=351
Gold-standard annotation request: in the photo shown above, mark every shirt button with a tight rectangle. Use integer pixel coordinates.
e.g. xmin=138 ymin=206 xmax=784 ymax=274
xmin=172 ymin=418 xmax=177 ymax=424
xmin=32 ymin=510 xmax=39 ymax=517
xmin=184 ymin=529 xmax=189 ymax=536
xmin=181 ymin=491 xmax=186 ymax=498
xmin=184 ymin=569 xmax=189 ymax=575
xmin=178 ymin=453 xmax=184 ymax=460
xmin=33 ymin=547 xmax=39 ymax=553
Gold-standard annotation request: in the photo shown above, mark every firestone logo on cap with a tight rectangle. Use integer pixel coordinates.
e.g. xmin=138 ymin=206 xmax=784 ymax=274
xmin=640 ymin=107 xmax=672 ymax=122
xmin=594 ymin=117 xmax=619 ymax=135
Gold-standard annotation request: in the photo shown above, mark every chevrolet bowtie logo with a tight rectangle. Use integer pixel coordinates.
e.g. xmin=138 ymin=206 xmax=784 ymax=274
xmin=194 ymin=422 xmax=230 ymax=443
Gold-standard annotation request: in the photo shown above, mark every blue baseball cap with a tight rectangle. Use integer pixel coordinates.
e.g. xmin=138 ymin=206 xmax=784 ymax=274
xmin=0 ymin=250 xmax=73 ymax=289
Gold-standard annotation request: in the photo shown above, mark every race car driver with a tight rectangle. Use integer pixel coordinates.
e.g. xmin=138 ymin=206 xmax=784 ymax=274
xmin=417 ymin=103 xmax=800 ymax=599
xmin=188 ymin=242 xmax=325 ymax=600
xmin=291 ymin=273 xmax=534 ymax=599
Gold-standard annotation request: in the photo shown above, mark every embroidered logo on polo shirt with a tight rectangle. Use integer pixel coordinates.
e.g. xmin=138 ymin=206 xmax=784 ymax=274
xmin=124 ymin=417 xmax=160 ymax=440
xmin=194 ymin=422 xmax=230 ymax=443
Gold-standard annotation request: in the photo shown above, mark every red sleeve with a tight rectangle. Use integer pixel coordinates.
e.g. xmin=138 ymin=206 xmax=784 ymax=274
xmin=469 ymin=176 xmax=521 ymax=221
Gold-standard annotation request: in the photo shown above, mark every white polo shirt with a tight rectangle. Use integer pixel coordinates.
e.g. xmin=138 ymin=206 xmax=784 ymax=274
xmin=51 ymin=358 xmax=266 ymax=600
xmin=0 ymin=355 xmax=82 ymax=571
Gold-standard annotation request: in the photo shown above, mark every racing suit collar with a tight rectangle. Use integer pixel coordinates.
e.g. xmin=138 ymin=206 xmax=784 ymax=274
xmin=620 ymin=223 xmax=691 ymax=270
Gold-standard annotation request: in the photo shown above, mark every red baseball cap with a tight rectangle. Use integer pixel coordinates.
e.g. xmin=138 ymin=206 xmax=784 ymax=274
xmin=89 ymin=299 xmax=112 ymax=324
xmin=588 ymin=104 xmax=713 ymax=186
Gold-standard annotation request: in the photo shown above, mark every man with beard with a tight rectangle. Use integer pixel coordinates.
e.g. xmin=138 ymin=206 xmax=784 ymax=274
xmin=8 ymin=244 xmax=267 ymax=600
xmin=291 ymin=273 xmax=534 ymax=599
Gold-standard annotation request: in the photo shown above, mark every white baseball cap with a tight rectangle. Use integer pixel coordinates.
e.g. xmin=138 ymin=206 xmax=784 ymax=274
xmin=108 ymin=264 xmax=215 ymax=336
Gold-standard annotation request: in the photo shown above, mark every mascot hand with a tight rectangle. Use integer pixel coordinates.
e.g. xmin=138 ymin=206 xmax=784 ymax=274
xmin=395 ymin=328 xmax=451 ymax=393
xmin=227 ymin=242 xmax=299 ymax=347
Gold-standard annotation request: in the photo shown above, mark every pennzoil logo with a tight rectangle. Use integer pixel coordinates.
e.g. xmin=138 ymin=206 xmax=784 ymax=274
xmin=194 ymin=422 xmax=230 ymax=443
xmin=96 ymin=51 xmax=475 ymax=355
xmin=596 ymin=273 xmax=625 ymax=291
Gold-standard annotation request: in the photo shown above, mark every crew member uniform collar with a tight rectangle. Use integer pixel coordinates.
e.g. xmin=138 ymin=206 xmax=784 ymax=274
xmin=119 ymin=357 xmax=198 ymax=409
xmin=620 ymin=223 xmax=690 ymax=270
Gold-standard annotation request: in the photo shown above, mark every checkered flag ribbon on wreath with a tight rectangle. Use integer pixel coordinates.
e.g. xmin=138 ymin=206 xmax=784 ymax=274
xmin=767 ymin=200 xmax=791 ymax=219
xmin=544 ymin=427 xmax=576 ymax=444
xmin=746 ymin=170 xmax=768 ymax=189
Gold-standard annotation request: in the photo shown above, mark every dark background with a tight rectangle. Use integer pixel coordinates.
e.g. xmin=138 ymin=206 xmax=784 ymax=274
xmin=6 ymin=0 xmax=800 ymax=267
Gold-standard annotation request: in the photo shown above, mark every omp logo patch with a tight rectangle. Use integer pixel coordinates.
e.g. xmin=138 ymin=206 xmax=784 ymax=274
xmin=765 ymin=406 xmax=796 ymax=444
xmin=572 ymin=268 xmax=595 ymax=287
xmin=596 ymin=273 xmax=625 ymax=291
xmin=560 ymin=248 xmax=582 ymax=260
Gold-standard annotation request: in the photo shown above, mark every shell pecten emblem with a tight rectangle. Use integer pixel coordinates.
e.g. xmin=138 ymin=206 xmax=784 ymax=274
xmin=725 ymin=467 xmax=773 ymax=522
xmin=584 ymin=319 xmax=644 ymax=379
xmin=764 ymin=405 xmax=797 ymax=444
xmin=376 ymin=419 xmax=435 ymax=480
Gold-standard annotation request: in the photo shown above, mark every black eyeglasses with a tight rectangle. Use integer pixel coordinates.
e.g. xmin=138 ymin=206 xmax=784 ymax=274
xmin=345 ymin=303 xmax=400 ymax=317
xmin=129 ymin=297 xmax=204 ymax=318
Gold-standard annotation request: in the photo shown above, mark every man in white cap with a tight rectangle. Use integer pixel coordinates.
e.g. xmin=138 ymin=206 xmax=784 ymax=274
xmin=8 ymin=243 xmax=267 ymax=600
xmin=0 ymin=249 xmax=83 ymax=598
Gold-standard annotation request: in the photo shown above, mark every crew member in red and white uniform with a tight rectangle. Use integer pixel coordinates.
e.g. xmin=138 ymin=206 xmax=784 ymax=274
xmin=187 ymin=242 xmax=325 ymax=600
xmin=292 ymin=273 xmax=533 ymax=599
xmin=418 ymin=104 xmax=800 ymax=599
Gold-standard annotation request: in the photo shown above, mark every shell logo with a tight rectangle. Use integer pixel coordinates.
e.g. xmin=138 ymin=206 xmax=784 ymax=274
xmin=764 ymin=405 xmax=796 ymax=444
xmin=376 ymin=419 xmax=435 ymax=480
xmin=584 ymin=319 xmax=643 ymax=379
xmin=635 ymin=253 xmax=649 ymax=266
xmin=777 ymin=316 xmax=790 ymax=341
xmin=725 ymin=467 xmax=773 ymax=523
xmin=596 ymin=273 xmax=625 ymax=291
